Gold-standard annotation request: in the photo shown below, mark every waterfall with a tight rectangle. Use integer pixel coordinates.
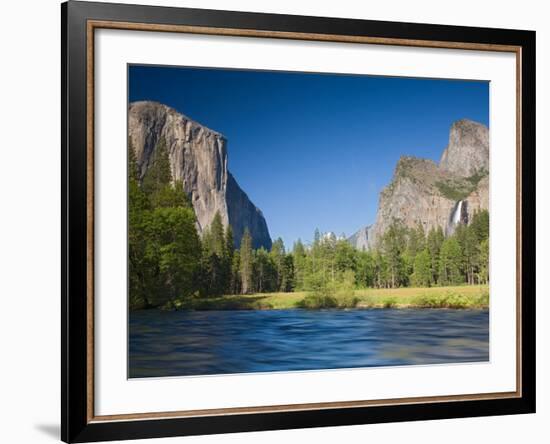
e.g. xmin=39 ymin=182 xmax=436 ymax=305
xmin=447 ymin=200 xmax=467 ymax=236
xmin=451 ymin=200 xmax=463 ymax=226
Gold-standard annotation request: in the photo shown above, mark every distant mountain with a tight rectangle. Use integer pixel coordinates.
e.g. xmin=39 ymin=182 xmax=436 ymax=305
xmin=347 ymin=225 xmax=372 ymax=251
xmin=349 ymin=119 xmax=489 ymax=250
xmin=128 ymin=101 xmax=272 ymax=250
xmin=321 ymin=231 xmax=346 ymax=242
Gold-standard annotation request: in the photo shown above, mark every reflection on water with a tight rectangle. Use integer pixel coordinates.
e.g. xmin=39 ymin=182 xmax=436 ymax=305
xmin=129 ymin=308 xmax=489 ymax=378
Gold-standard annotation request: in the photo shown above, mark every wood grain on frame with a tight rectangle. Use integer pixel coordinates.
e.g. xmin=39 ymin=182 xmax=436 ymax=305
xmin=86 ymin=19 xmax=523 ymax=423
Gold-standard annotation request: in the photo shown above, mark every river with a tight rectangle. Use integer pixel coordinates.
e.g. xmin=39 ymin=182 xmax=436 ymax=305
xmin=129 ymin=308 xmax=489 ymax=378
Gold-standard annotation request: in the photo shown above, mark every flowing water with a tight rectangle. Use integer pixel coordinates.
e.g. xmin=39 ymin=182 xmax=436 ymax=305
xmin=129 ymin=308 xmax=489 ymax=378
xmin=451 ymin=200 xmax=464 ymax=226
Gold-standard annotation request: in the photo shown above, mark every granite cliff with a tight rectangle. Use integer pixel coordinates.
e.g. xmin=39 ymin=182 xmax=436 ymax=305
xmin=128 ymin=101 xmax=272 ymax=250
xmin=440 ymin=118 xmax=490 ymax=177
xmin=349 ymin=119 xmax=489 ymax=250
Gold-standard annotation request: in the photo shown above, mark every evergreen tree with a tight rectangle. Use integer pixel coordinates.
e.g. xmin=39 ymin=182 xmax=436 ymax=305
xmin=199 ymin=212 xmax=230 ymax=296
xmin=253 ymin=247 xmax=277 ymax=293
xmin=239 ymin=228 xmax=253 ymax=294
xmin=479 ymin=238 xmax=489 ymax=284
xmin=223 ymin=224 xmax=236 ymax=293
xmin=205 ymin=212 xmax=225 ymax=257
xmin=459 ymin=224 xmax=480 ymax=285
xmin=355 ymin=250 xmax=375 ymax=288
xmin=470 ymin=209 xmax=489 ymax=243
xmin=406 ymin=223 xmax=425 ymax=258
xmin=152 ymin=180 xmax=192 ymax=209
xmin=270 ymin=238 xmax=286 ymax=291
xmin=427 ymin=226 xmax=445 ymax=284
xmin=381 ymin=220 xmax=407 ymax=288
xmin=225 ymin=224 xmax=235 ymax=260
xmin=412 ymin=249 xmax=432 ymax=287
xmin=280 ymin=254 xmax=295 ymax=292
xmin=144 ymin=206 xmax=202 ymax=305
xmin=142 ymin=137 xmax=172 ymax=204
xmin=128 ymin=136 xmax=140 ymax=182
xmin=292 ymin=239 xmax=307 ymax=290
xmin=334 ymin=239 xmax=357 ymax=274
xmin=128 ymin=137 xmax=150 ymax=309
xmin=230 ymin=253 xmax=241 ymax=294
xmin=311 ymin=228 xmax=322 ymax=275
xmin=439 ymin=237 xmax=462 ymax=285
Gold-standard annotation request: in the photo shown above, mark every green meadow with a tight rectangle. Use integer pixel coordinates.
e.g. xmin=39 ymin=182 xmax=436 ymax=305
xmin=164 ymin=285 xmax=489 ymax=311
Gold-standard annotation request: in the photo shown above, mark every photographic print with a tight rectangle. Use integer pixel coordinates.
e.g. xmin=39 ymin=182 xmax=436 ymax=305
xmin=62 ymin=5 xmax=535 ymax=440
xmin=127 ymin=65 xmax=490 ymax=379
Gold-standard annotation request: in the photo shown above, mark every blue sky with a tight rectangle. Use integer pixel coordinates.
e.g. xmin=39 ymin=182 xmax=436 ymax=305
xmin=129 ymin=65 xmax=489 ymax=249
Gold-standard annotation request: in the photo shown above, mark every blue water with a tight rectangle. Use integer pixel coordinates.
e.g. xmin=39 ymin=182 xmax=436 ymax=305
xmin=129 ymin=308 xmax=489 ymax=378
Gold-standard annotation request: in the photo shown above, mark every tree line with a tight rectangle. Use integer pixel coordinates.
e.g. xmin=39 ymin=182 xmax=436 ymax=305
xmin=129 ymin=138 xmax=489 ymax=310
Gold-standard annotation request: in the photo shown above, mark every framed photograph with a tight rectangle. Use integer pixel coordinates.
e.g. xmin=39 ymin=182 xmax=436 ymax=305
xmin=61 ymin=1 xmax=535 ymax=442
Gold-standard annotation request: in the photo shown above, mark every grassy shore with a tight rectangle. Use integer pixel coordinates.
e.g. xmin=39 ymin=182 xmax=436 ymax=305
xmin=165 ymin=285 xmax=489 ymax=311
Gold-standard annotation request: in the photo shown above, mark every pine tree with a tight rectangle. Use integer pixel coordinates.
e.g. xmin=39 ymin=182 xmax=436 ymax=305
xmin=230 ymin=252 xmax=241 ymax=294
xmin=334 ymin=239 xmax=357 ymax=276
xmin=128 ymin=136 xmax=151 ymax=309
xmin=355 ymin=250 xmax=375 ymax=288
xmin=270 ymin=238 xmax=286 ymax=291
xmin=470 ymin=209 xmax=489 ymax=243
xmin=128 ymin=136 xmax=140 ymax=182
xmin=292 ymin=239 xmax=307 ymax=290
xmin=406 ymin=223 xmax=425 ymax=258
xmin=208 ymin=212 xmax=226 ymax=258
xmin=225 ymin=224 xmax=235 ymax=259
xmin=381 ymin=220 xmax=407 ymax=288
xmin=142 ymin=137 xmax=172 ymax=203
xmin=239 ymin=228 xmax=253 ymax=294
xmin=143 ymin=206 xmax=202 ymax=305
xmin=253 ymin=247 xmax=277 ymax=293
xmin=152 ymin=180 xmax=192 ymax=209
xmin=412 ymin=249 xmax=432 ymax=287
xmin=199 ymin=212 xmax=229 ymax=296
xmin=224 ymin=224 xmax=236 ymax=293
xmin=427 ymin=226 xmax=445 ymax=284
xmin=462 ymin=225 xmax=480 ymax=284
xmin=479 ymin=238 xmax=489 ymax=284
xmin=439 ymin=237 xmax=462 ymax=285
xmin=280 ymin=254 xmax=295 ymax=292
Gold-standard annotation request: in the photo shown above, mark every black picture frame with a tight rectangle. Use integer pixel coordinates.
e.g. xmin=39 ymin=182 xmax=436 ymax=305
xmin=62 ymin=1 xmax=536 ymax=442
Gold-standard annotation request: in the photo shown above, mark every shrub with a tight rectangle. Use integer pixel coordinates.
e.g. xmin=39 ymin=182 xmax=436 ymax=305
xmin=445 ymin=292 xmax=469 ymax=309
xmin=297 ymin=294 xmax=338 ymax=309
xmin=413 ymin=291 xmax=486 ymax=309
xmin=416 ymin=293 xmax=443 ymax=308
xmin=473 ymin=290 xmax=490 ymax=308
xmin=298 ymin=269 xmax=359 ymax=309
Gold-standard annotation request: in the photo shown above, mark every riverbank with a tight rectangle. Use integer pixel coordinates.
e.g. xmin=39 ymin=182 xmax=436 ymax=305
xmin=163 ymin=285 xmax=489 ymax=311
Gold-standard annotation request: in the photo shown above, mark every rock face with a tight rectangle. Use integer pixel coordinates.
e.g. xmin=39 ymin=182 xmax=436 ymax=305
xmin=347 ymin=225 xmax=372 ymax=251
xmin=128 ymin=101 xmax=272 ymax=250
xmin=349 ymin=119 xmax=489 ymax=250
xmin=440 ymin=119 xmax=489 ymax=177
xmin=465 ymin=175 xmax=489 ymax=220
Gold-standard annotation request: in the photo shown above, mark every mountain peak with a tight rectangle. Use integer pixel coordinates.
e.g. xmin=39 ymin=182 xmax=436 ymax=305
xmin=129 ymin=101 xmax=225 ymax=138
xmin=348 ymin=118 xmax=489 ymax=251
xmin=440 ymin=119 xmax=489 ymax=177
